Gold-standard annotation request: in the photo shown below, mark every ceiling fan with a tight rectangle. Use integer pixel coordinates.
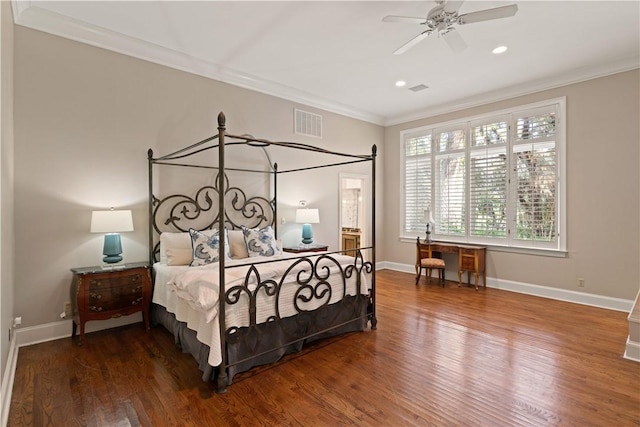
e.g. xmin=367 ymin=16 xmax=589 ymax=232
xmin=383 ymin=1 xmax=518 ymax=54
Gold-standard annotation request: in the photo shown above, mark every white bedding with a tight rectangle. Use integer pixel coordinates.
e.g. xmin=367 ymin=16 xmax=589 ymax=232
xmin=153 ymin=252 xmax=370 ymax=367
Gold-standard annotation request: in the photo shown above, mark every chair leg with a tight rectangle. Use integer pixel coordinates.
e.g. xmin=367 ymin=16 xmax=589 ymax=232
xmin=440 ymin=268 xmax=445 ymax=287
xmin=415 ymin=266 xmax=422 ymax=285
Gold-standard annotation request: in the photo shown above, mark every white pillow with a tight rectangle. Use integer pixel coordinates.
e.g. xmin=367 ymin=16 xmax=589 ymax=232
xmin=159 ymin=232 xmax=191 ymax=265
xmin=228 ymin=229 xmax=249 ymax=259
xmin=241 ymin=225 xmax=279 ymax=257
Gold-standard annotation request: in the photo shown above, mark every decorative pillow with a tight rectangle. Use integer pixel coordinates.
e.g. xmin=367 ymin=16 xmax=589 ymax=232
xmin=189 ymin=229 xmax=231 ymax=266
xmin=228 ymin=229 xmax=249 ymax=259
xmin=241 ymin=225 xmax=279 ymax=257
xmin=165 ymin=247 xmax=193 ymax=266
xmin=159 ymin=232 xmax=192 ymax=265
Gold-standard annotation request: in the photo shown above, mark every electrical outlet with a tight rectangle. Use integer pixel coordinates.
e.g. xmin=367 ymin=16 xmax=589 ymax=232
xmin=578 ymin=278 xmax=585 ymax=288
xmin=64 ymin=301 xmax=72 ymax=317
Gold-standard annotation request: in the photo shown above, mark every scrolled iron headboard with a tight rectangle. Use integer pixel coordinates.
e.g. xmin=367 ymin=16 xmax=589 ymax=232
xmin=148 ymin=172 xmax=275 ymax=263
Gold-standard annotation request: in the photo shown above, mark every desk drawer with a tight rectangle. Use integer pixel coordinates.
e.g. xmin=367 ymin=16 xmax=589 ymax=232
xmin=460 ymin=256 xmax=476 ymax=270
xmin=460 ymin=248 xmax=477 ymax=256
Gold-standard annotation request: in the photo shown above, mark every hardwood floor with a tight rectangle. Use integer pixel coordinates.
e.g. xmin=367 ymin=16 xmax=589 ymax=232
xmin=9 ymin=269 xmax=640 ymax=426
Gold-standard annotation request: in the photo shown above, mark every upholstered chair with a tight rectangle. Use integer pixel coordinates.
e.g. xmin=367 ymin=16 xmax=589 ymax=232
xmin=415 ymin=237 xmax=446 ymax=287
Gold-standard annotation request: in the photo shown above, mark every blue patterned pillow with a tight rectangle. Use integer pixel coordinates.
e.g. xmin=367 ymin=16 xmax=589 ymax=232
xmin=189 ymin=229 xmax=230 ymax=266
xmin=241 ymin=225 xmax=278 ymax=257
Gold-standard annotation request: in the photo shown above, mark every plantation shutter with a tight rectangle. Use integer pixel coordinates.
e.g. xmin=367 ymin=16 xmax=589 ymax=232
xmin=510 ymin=106 xmax=558 ymax=248
xmin=435 ymin=129 xmax=466 ymax=236
xmin=469 ymin=120 xmax=508 ymax=239
xmin=404 ymin=134 xmax=432 ymax=234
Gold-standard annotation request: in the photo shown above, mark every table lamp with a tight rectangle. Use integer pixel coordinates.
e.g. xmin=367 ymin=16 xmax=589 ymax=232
xmin=295 ymin=208 xmax=320 ymax=245
xmin=90 ymin=209 xmax=134 ymax=264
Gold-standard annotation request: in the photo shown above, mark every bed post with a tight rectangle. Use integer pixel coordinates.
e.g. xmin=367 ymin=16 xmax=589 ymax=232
xmin=370 ymin=144 xmax=377 ymax=330
xmin=216 ymin=112 xmax=229 ymax=393
xmin=148 ymin=149 xmax=154 ymax=266
xmin=273 ymin=162 xmax=278 ymax=236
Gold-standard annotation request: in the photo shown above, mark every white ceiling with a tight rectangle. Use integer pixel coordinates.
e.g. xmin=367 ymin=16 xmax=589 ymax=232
xmin=12 ymin=1 xmax=640 ymax=125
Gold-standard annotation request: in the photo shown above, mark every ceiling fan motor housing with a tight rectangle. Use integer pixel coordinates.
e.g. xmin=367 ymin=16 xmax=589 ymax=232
xmin=426 ymin=6 xmax=459 ymax=31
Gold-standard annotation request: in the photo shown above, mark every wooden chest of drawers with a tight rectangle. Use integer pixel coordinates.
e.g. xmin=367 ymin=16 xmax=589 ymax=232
xmin=70 ymin=262 xmax=152 ymax=345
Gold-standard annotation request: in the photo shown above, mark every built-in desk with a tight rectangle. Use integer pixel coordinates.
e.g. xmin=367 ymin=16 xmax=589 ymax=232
xmin=416 ymin=239 xmax=487 ymax=290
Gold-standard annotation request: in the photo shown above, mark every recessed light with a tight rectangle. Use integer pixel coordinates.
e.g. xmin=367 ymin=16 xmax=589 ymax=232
xmin=395 ymin=80 xmax=406 ymax=87
xmin=492 ymin=46 xmax=508 ymax=54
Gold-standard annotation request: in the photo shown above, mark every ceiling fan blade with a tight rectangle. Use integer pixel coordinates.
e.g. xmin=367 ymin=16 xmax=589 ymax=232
xmin=382 ymin=15 xmax=426 ymax=24
xmin=458 ymin=4 xmax=518 ymax=25
xmin=442 ymin=29 xmax=467 ymax=52
xmin=393 ymin=31 xmax=432 ymax=55
xmin=443 ymin=1 xmax=465 ymax=13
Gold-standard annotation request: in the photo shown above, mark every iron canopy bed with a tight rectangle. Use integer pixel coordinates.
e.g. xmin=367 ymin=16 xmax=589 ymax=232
xmin=148 ymin=112 xmax=377 ymax=392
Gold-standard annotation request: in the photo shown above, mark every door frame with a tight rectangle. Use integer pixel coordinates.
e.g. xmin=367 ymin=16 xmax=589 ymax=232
xmin=338 ymin=173 xmax=369 ymax=251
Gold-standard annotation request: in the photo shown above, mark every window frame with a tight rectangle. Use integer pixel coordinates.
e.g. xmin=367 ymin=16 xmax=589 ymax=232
xmin=400 ymin=97 xmax=566 ymax=256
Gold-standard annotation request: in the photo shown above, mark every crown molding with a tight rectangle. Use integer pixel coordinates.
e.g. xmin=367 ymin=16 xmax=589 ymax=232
xmin=11 ymin=2 xmax=385 ymax=126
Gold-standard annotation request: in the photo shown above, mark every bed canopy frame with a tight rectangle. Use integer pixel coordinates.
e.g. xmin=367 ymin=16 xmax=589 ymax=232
xmin=147 ymin=112 xmax=377 ymax=391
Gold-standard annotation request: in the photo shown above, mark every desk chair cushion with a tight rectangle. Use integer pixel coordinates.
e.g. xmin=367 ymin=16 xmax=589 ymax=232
xmin=420 ymin=258 xmax=445 ymax=268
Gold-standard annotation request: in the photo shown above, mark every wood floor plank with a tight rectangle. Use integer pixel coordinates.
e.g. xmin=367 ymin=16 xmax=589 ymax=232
xmin=8 ymin=269 xmax=640 ymax=426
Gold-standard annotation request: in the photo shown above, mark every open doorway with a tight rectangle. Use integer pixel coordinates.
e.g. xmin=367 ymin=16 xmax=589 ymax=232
xmin=339 ymin=173 xmax=368 ymax=255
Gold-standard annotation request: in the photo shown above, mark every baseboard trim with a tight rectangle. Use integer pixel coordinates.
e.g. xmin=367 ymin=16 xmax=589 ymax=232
xmin=15 ymin=313 xmax=142 ymax=347
xmin=380 ymin=261 xmax=634 ymax=312
xmin=624 ymin=337 xmax=640 ymax=362
xmin=0 ymin=336 xmax=18 ymax=427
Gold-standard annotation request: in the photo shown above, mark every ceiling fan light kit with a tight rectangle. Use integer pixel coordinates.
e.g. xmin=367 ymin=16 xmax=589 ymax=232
xmin=383 ymin=0 xmax=518 ymax=54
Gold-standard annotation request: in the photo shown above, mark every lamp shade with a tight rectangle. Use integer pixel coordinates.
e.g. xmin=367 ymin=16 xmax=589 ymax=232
xmin=295 ymin=208 xmax=320 ymax=224
xmin=91 ymin=209 xmax=134 ymax=264
xmin=296 ymin=208 xmax=319 ymax=245
xmin=90 ymin=210 xmax=134 ymax=233
xmin=423 ymin=208 xmax=435 ymax=224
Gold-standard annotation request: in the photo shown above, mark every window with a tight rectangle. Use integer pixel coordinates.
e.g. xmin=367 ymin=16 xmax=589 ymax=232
xmin=401 ymin=98 xmax=565 ymax=252
xmin=469 ymin=118 xmax=508 ymax=239
xmin=403 ymin=132 xmax=431 ymax=234
xmin=435 ymin=127 xmax=466 ymax=236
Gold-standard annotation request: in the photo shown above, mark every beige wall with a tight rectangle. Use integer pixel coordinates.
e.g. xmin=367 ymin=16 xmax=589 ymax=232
xmin=384 ymin=69 xmax=640 ymax=300
xmin=1 ymin=0 xmax=15 ymax=379
xmin=13 ymin=27 xmax=383 ymax=328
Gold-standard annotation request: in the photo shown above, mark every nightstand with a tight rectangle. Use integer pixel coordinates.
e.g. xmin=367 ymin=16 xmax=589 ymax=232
xmin=283 ymin=244 xmax=328 ymax=253
xmin=70 ymin=262 xmax=152 ymax=345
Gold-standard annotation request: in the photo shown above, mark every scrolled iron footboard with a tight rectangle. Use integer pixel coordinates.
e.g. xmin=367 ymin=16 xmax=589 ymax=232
xmin=222 ymin=250 xmax=374 ymax=380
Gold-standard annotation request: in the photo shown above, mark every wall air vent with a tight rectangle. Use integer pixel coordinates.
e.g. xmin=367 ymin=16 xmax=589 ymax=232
xmin=409 ymin=84 xmax=429 ymax=92
xmin=294 ymin=109 xmax=322 ymax=138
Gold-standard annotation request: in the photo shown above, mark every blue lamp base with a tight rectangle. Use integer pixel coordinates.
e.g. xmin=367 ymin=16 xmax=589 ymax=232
xmin=103 ymin=233 xmax=123 ymax=264
xmin=301 ymin=223 xmax=314 ymax=245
